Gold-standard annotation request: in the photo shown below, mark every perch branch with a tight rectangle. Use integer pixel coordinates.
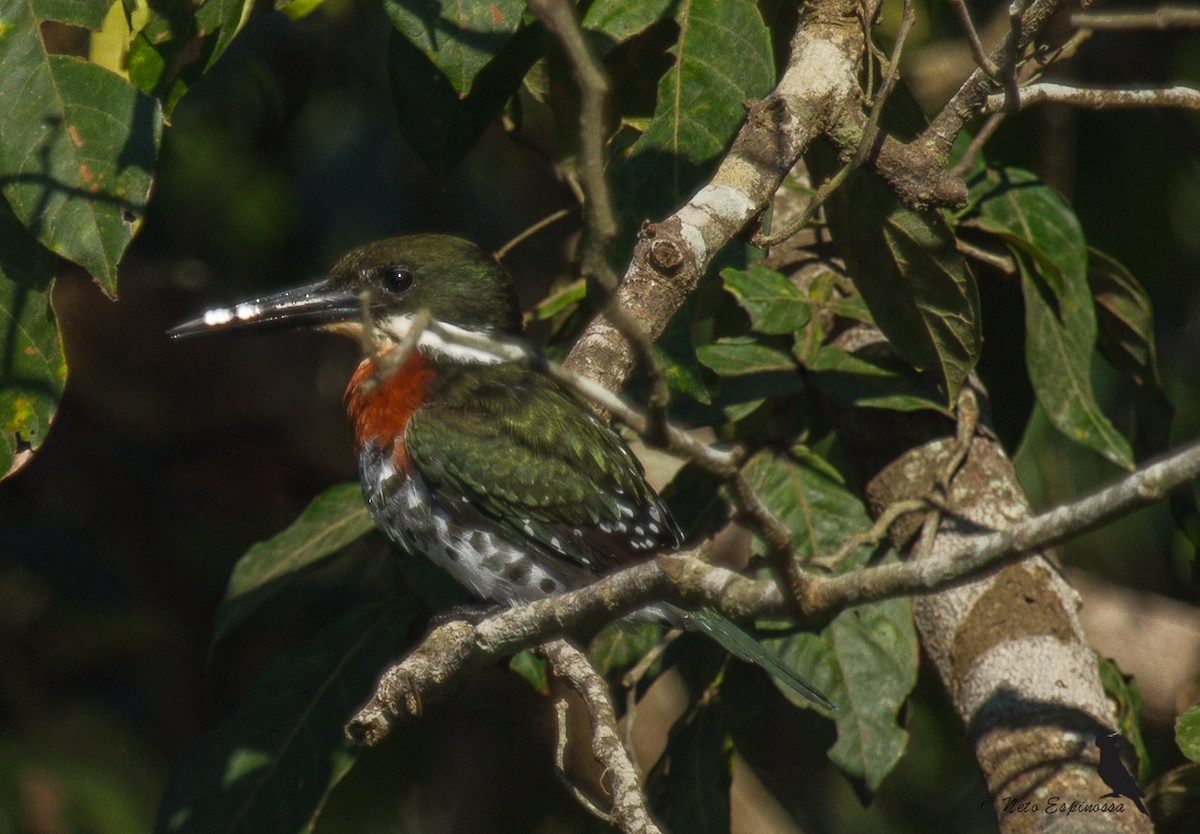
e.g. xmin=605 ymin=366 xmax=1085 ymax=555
xmin=985 ymin=82 xmax=1200 ymax=112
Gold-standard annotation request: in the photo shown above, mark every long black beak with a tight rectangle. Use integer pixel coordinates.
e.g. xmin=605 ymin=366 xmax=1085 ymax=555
xmin=168 ymin=280 xmax=364 ymax=339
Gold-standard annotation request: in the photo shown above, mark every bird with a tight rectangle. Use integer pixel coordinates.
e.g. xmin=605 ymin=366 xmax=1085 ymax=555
xmin=170 ymin=233 xmax=831 ymax=709
xmin=1094 ymin=732 xmax=1148 ymax=814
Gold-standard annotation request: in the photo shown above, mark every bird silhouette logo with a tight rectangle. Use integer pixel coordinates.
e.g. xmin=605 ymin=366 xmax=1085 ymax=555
xmin=1094 ymin=732 xmax=1147 ymax=815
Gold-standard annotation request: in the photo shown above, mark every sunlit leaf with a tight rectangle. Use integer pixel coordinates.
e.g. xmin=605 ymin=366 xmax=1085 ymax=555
xmin=0 ymin=2 xmax=164 ymax=293
xmin=384 ymin=0 xmax=526 ymax=97
xmin=509 ymin=649 xmax=549 ymax=694
xmin=1019 ymin=255 xmax=1134 ymax=470
xmin=0 ymin=199 xmax=63 ymax=480
xmin=1098 ymin=657 xmax=1149 ymax=783
xmin=612 ymin=0 xmax=774 ymax=227
xmin=719 ymin=265 xmax=811 ymax=335
xmin=1178 ymin=703 xmax=1200 ymax=765
xmin=696 ymin=338 xmax=795 ymax=376
xmin=582 ymin=0 xmax=674 ymax=44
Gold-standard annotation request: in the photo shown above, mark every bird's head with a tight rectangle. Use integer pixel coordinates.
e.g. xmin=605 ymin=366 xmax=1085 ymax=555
xmin=169 ymin=234 xmax=523 ymax=361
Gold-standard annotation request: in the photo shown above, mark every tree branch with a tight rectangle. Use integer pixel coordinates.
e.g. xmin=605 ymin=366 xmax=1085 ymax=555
xmin=986 ymin=82 xmax=1200 ymax=112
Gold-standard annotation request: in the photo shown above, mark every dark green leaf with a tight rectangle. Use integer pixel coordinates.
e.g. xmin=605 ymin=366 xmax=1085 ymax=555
xmin=963 ymin=167 xmax=1084 ymax=307
xmin=762 ymin=586 xmax=916 ymax=796
xmin=740 ymin=446 xmax=872 ymax=562
xmin=1019 ymin=255 xmax=1135 ymax=470
xmin=156 ymin=601 xmax=416 ymax=834
xmin=0 ymin=198 xmax=63 ymax=480
xmin=806 ymin=345 xmax=949 ymax=414
xmin=582 ymin=0 xmax=674 ymax=43
xmin=696 ymin=338 xmax=795 ymax=376
xmin=384 ymin=0 xmax=526 ymax=98
xmin=1178 ymin=704 xmax=1200 ymax=765
xmin=0 ymin=5 xmax=164 ymax=293
xmin=824 ymin=170 xmax=981 ymax=403
xmin=589 ymin=621 xmax=664 ymax=675
xmin=612 ymin=0 xmax=774 ymax=226
xmin=212 ymin=483 xmax=376 ymax=646
xmin=1098 ymin=657 xmax=1149 ymax=783
xmin=646 ymin=696 xmax=731 ymax=834
xmin=1087 ymin=248 xmax=1162 ymax=389
xmin=509 ymin=649 xmax=550 ymax=693
xmin=719 ymin=265 xmax=811 ymax=335
xmin=387 ymin=24 xmax=543 ymax=176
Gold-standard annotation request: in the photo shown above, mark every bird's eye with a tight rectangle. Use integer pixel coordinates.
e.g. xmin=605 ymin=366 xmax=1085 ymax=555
xmin=382 ymin=267 xmax=415 ymax=294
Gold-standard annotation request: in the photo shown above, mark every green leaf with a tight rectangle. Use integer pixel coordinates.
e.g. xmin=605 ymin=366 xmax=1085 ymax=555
xmin=740 ymin=446 xmax=873 ymax=562
xmin=1087 ymin=248 xmax=1162 ymax=389
xmin=1098 ymin=657 xmax=1149 ymax=783
xmin=763 ymin=586 xmax=916 ymax=796
xmin=156 ymin=601 xmax=415 ymax=834
xmin=719 ymin=265 xmax=811 ymax=335
xmin=582 ymin=0 xmax=675 ymax=43
xmin=824 ymin=169 xmax=981 ymax=403
xmin=0 ymin=198 xmax=64 ymax=480
xmin=212 ymin=483 xmax=376 ymax=646
xmin=384 ymin=0 xmax=526 ymax=98
xmin=1178 ymin=703 xmax=1200 ymax=765
xmin=695 ymin=338 xmax=795 ymax=376
xmin=509 ymin=649 xmax=550 ymax=694
xmin=612 ymin=0 xmax=774 ymax=226
xmin=386 ymin=23 xmax=543 ymax=176
xmin=0 ymin=2 xmax=164 ymax=293
xmin=646 ymin=696 xmax=731 ymax=834
xmin=589 ymin=621 xmax=664 ymax=675
xmin=1019 ymin=255 xmax=1135 ymax=470
xmin=963 ymin=167 xmax=1084 ymax=307
xmin=129 ymin=1 xmax=255 ymax=111
xmin=806 ymin=345 xmax=949 ymax=414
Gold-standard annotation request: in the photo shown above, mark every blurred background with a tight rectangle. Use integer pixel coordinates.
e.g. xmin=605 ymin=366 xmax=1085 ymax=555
xmin=2 ymin=1 xmax=1200 ymax=831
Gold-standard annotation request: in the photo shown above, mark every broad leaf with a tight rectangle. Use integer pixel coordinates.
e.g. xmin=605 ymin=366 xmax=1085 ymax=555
xmin=387 ymin=23 xmax=543 ymax=176
xmin=156 ymin=601 xmax=415 ymax=834
xmin=509 ymin=649 xmax=549 ymax=693
xmin=0 ymin=198 xmax=63 ymax=480
xmin=805 ymin=345 xmax=949 ymax=414
xmin=1087 ymin=248 xmax=1163 ymax=390
xmin=740 ymin=446 xmax=873 ymax=564
xmin=612 ymin=0 xmax=774 ymax=227
xmin=646 ymin=695 xmax=732 ymax=834
xmin=1019 ymin=255 xmax=1135 ymax=469
xmin=212 ymin=483 xmax=376 ymax=646
xmin=824 ymin=170 xmax=981 ymax=403
xmin=589 ymin=621 xmax=664 ymax=676
xmin=719 ymin=265 xmax=811 ymax=335
xmin=762 ymin=584 xmax=916 ymax=796
xmin=966 ymin=168 xmax=1134 ymax=468
xmin=1178 ymin=703 xmax=1200 ymax=765
xmin=129 ymin=0 xmax=256 ymax=111
xmin=0 ymin=2 xmax=164 ymax=294
xmin=744 ymin=448 xmax=917 ymax=793
xmin=695 ymin=338 xmax=795 ymax=376
xmin=384 ymin=0 xmax=526 ymax=98
xmin=582 ymin=0 xmax=675 ymax=44
xmin=1098 ymin=657 xmax=1149 ymax=783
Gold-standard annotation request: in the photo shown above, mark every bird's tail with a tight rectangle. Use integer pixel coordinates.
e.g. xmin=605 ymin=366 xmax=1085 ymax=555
xmin=665 ymin=603 xmax=833 ymax=711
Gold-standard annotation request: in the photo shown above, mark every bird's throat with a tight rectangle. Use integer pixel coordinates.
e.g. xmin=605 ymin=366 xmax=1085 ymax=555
xmin=345 ymin=351 xmax=435 ymax=470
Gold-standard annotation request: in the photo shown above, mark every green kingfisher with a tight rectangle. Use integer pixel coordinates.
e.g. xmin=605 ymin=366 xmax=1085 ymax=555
xmin=170 ymin=234 xmax=830 ymax=709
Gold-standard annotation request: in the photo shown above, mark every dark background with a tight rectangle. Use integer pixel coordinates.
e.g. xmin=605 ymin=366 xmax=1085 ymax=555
xmin=2 ymin=2 xmax=1199 ymax=832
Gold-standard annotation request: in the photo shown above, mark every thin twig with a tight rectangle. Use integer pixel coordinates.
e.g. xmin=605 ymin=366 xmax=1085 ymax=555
xmin=528 ymin=0 xmax=673 ymax=442
xmin=553 ymin=698 xmax=613 ymax=824
xmin=1071 ymin=6 xmax=1200 ymax=30
xmin=986 ymin=82 xmax=1200 ymax=112
xmin=756 ymin=0 xmax=916 ymax=247
xmin=948 ymin=0 xmax=1000 ymax=77
xmin=542 ymin=640 xmax=663 ymax=834
xmin=494 ymin=206 xmax=577 ymax=261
